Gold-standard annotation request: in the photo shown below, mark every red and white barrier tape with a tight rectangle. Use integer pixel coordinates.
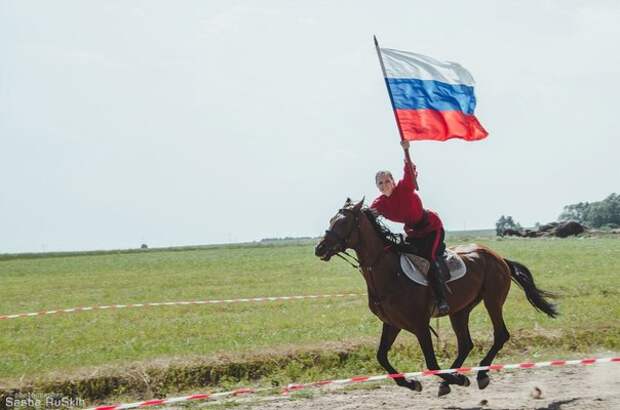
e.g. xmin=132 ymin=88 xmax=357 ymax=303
xmin=0 ymin=293 xmax=362 ymax=321
xmin=87 ymin=356 xmax=620 ymax=410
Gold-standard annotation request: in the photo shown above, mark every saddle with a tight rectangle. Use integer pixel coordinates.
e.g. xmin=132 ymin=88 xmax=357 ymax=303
xmin=399 ymin=249 xmax=467 ymax=286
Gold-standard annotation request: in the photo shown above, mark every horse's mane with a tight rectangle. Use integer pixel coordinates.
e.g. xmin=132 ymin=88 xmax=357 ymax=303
xmin=361 ymin=207 xmax=415 ymax=254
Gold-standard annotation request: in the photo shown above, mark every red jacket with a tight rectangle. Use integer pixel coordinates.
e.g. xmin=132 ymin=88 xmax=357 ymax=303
xmin=371 ymin=161 xmax=443 ymax=237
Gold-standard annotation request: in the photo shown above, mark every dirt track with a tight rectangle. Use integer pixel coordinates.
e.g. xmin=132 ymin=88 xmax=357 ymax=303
xmin=237 ymin=363 xmax=620 ymax=410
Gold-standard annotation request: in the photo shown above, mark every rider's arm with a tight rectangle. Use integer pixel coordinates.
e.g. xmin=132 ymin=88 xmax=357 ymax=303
xmin=400 ymin=140 xmax=419 ymax=191
xmin=370 ymin=196 xmax=384 ymax=213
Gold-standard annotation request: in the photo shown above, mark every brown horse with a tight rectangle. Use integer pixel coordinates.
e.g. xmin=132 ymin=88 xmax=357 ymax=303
xmin=314 ymin=199 xmax=557 ymax=396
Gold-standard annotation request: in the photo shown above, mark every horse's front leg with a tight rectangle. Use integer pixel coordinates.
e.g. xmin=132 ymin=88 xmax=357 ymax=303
xmin=377 ymin=322 xmax=422 ymax=392
xmin=445 ymin=308 xmax=475 ymax=388
xmin=414 ymin=326 xmax=464 ymax=397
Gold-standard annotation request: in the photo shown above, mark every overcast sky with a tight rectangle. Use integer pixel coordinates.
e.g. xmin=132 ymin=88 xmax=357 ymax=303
xmin=1 ymin=1 xmax=619 ymax=253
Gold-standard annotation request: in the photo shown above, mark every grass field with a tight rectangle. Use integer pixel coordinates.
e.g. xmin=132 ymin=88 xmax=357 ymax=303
xmin=0 ymin=235 xmax=619 ymax=403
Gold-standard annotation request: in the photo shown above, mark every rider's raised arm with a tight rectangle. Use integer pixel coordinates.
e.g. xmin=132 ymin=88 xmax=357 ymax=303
xmin=400 ymin=140 xmax=418 ymax=191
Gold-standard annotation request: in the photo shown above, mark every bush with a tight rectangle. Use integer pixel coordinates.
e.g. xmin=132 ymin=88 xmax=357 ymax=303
xmin=495 ymin=215 xmax=522 ymax=236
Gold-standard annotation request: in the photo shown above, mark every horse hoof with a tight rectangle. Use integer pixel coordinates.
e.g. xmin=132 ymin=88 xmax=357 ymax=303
xmin=438 ymin=382 xmax=451 ymax=397
xmin=399 ymin=379 xmax=422 ymax=392
xmin=410 ymin=379 xmax=423 ymax=392
xmin=477 ymin=375 xmax=490 ymax=390
xmin=461 ymin=375 xmax=471 ymax=387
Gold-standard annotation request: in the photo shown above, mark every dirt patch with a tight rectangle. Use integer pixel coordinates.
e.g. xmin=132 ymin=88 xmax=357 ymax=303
xmin=241 ymin=363 xmax=620 ymax=409
xmin=1 ymin=339 xmax=616 ymax=407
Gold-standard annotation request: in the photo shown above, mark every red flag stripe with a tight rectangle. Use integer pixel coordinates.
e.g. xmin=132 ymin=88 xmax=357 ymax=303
xmin=396 ymin=109 xmax=488 ymax=142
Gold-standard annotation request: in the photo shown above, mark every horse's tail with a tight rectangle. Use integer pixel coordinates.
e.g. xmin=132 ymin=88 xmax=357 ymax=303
xmin=505 ymin=259 xmax=558 ymax=318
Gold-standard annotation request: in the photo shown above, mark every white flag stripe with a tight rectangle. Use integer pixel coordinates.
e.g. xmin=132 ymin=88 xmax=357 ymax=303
xmin=380 ymin=48 xmax=475 ymax=86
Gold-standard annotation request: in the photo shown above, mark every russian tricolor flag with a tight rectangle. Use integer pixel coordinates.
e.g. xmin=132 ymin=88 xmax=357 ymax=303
xmin=379 ymin=47 xmax=488 ymax=142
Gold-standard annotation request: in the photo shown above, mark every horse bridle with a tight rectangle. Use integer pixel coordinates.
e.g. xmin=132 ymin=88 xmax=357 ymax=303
xmin=324 ymin=208 xmax=359 ymax=248
xmin=322 ymin=208 xmax=361 ymax=268
xmin=323 ymin=208 xmax=389 ymax=271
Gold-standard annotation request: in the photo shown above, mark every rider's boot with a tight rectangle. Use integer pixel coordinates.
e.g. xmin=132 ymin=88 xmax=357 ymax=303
xmin=429 ymin=260 xmax=450 ymax=315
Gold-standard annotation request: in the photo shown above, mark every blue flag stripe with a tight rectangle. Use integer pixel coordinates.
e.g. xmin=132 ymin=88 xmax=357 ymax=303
xmin=387 ymin=78 xmax=477 ymax=114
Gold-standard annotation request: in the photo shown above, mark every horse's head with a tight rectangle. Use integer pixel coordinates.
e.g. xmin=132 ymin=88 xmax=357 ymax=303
xmin=315 ymin=198 xmax=364 ymax=261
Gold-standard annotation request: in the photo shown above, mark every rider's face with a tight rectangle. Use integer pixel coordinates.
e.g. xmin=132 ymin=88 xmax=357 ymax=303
xmin=376 ymin=175 xmax=395 ymax=197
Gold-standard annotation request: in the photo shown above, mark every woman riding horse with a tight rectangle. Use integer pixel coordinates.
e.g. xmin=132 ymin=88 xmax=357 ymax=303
xmin=371 ymin=139 xmax=450 ymax=315
xmin=315 ymin=199 xmax=557 ymax=396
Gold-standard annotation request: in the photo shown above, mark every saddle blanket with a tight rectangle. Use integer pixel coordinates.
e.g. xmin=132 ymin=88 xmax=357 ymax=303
xmin=399 ymin=249 xmax=467 ymax=286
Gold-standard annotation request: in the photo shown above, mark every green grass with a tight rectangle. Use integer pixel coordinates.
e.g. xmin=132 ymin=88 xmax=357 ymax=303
xmin=0 ymin=236 xmax=618 ymax=403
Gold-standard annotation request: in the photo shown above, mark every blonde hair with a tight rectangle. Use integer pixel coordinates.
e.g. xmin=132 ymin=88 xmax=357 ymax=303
xmin=375 ymin=170 xmax=394 ymax=184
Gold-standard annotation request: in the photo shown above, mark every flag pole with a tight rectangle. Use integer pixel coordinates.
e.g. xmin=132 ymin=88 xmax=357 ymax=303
xmin=373 ymin=35 xmax=419 ymax=190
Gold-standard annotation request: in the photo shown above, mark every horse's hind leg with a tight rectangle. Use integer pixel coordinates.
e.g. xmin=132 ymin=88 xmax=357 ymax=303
xmin=477 ymin=298 xmax=510 ymax=390
xmin=377 ymin=322 xmax=422 ymax=392
xmin=446 ymin=306 xmax=476 ymax=388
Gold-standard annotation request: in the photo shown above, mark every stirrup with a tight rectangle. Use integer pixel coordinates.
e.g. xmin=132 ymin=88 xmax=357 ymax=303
xmin=437 ymin=301 xmax=450 ymax=315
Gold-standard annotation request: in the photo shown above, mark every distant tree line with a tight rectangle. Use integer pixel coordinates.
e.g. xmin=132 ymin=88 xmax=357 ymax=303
xmin=259 ymin=236 xmax=314 ymax=242
xmin=558 ymin=193 xmax=619 ymax=229
xmin=496 ymin=193 xmax=619 ymax=236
